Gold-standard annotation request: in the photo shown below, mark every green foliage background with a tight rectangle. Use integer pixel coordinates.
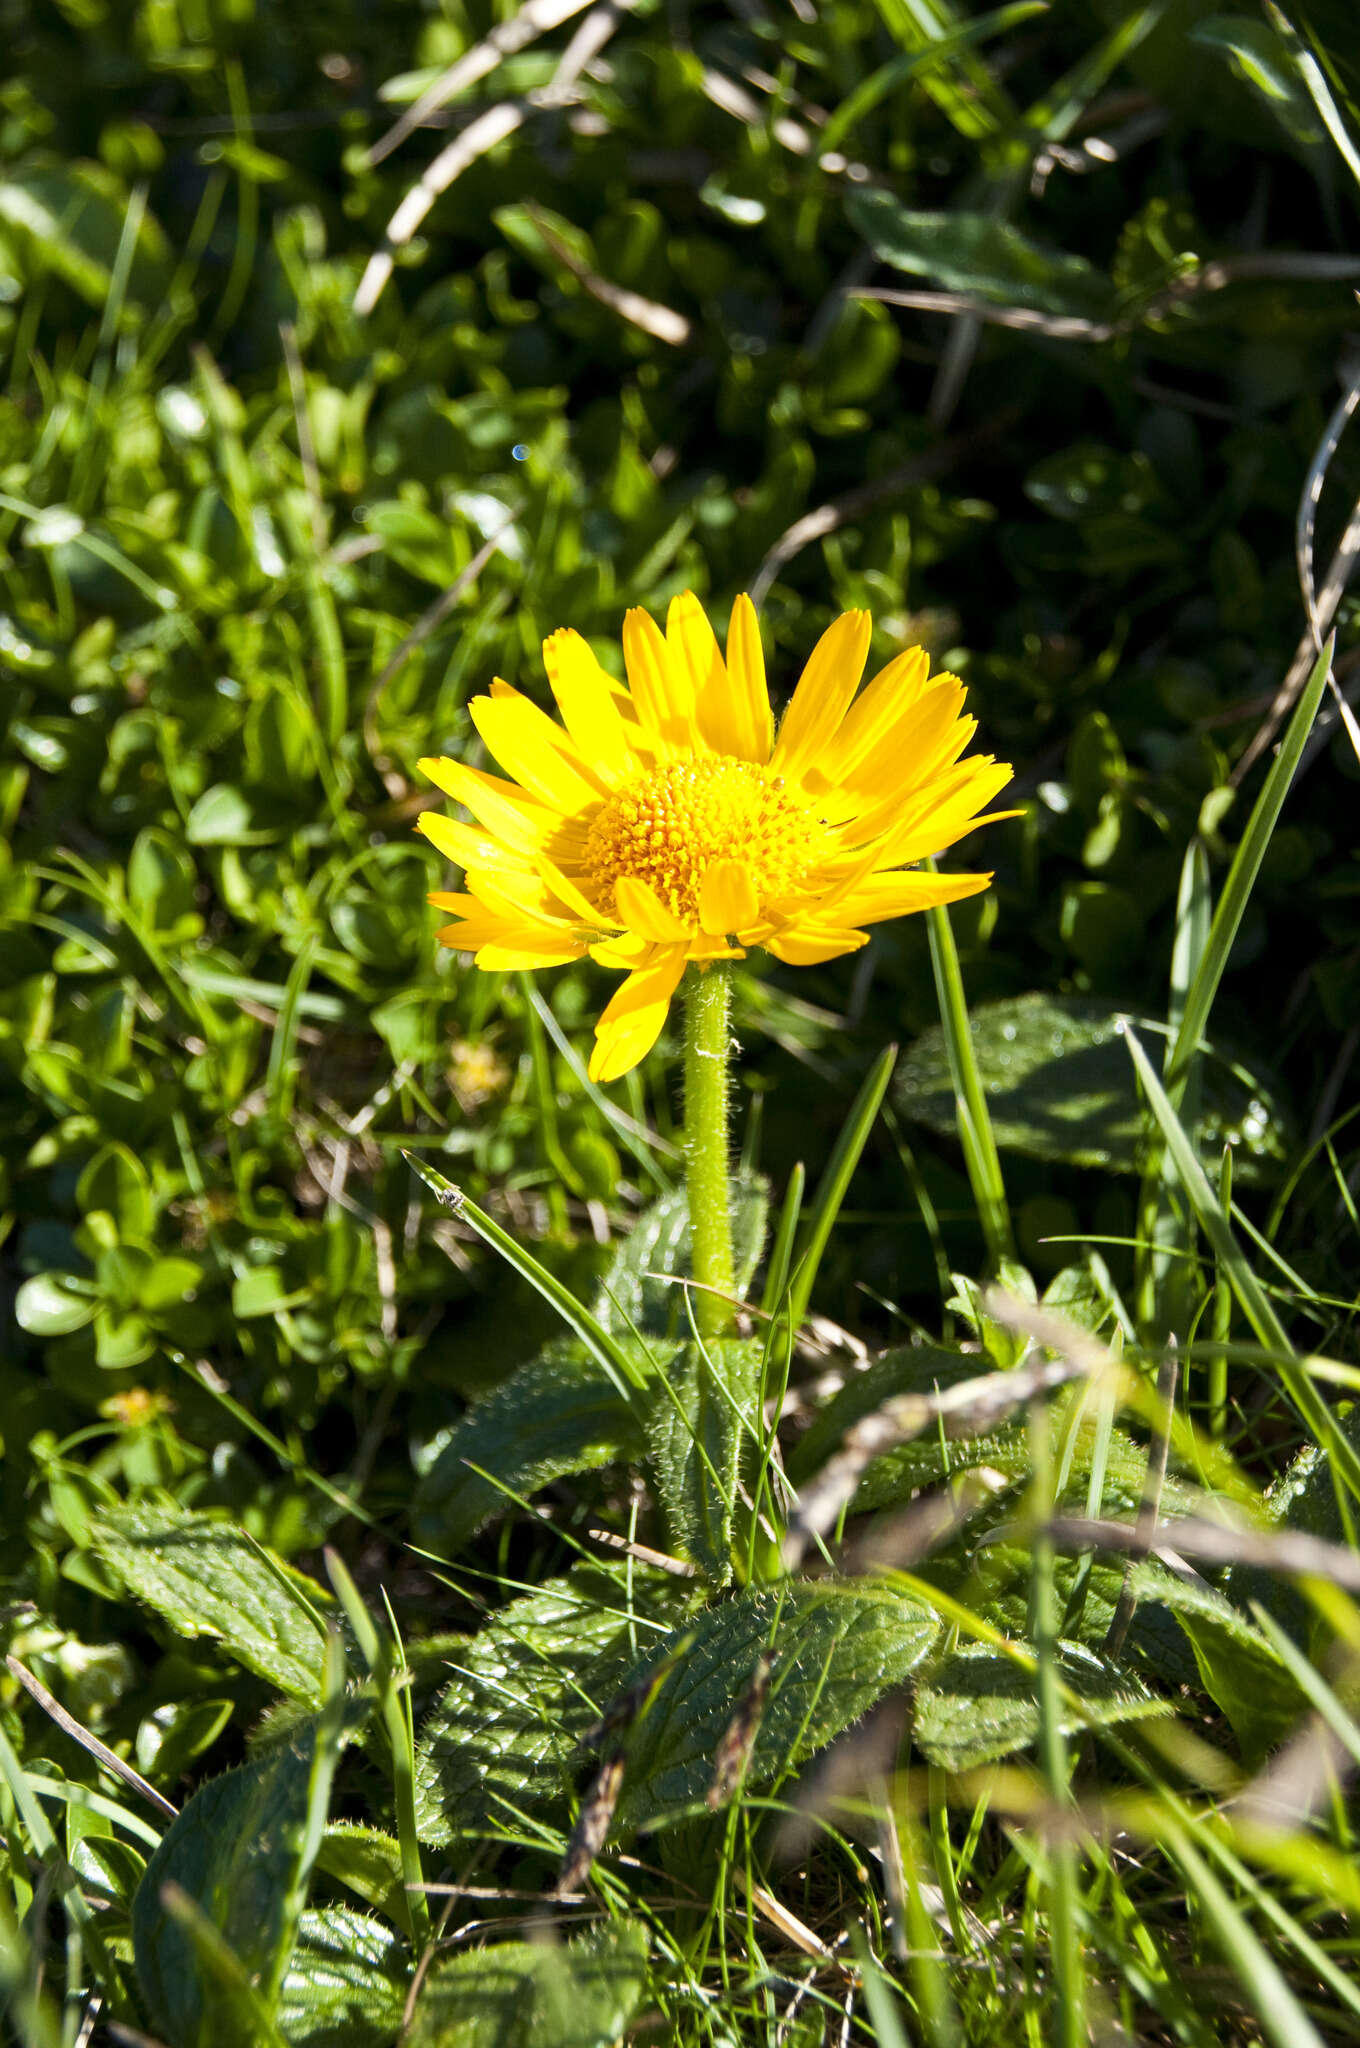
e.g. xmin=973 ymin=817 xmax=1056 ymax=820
xmin=4 ymin=0 xmax=1360 ymax=2040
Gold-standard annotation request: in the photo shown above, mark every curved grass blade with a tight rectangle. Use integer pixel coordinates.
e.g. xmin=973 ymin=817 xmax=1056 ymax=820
xmin=786 ymin=1044 xmax=897 ymax=1334
xmin=403 ymin=1151 xmax=648 ymax=1397
xmin=925 ymin=893 xmax=1014 ymax=1264
xmin=1123 ymin=1025 xmax=1360 ymax=1501
xmin=1167 ymin=637 xmax=1332 ymax=1096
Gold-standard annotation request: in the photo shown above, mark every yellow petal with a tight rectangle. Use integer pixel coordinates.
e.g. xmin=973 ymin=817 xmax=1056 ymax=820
xmin=589 ymin=948 xmax=688 ymax=1081
xmin=837 ymin=679 xmax=970 ymax=809
xmin=724 ymin=593 xmax=774 ymax=762
xmin=826 ymin=868 xmax=993 ymax=926
xmin=419 ymin=758 xmax=557 ymax=855
xmin=763 ymin=924 xmax=869 ymax=966
xmin=667 ymin=591 xmax=726 ymax=749
xmin=698 ymin=857 xmax=760 ymax=936
xmin=770 ymin=610 xmax=871 ymax=786
xmin=474 ymin=935 xmax=586 ymax=969
xmin=809 ymin=647 xmax=932 ymax=795
xmin=615 ymin=875 xmax=690 ymax=941
xmin=416 ymin=810 xmax=528 ymax=873
xmin=589 ymin=931 xmax=657 ymax=969
xmin=470 ymin=695 xmax=607 ymax=815
xmin=622 ymin=606 xmax=695 ymax=750
xmin=542 ymin=629 xmax=637 ymax=783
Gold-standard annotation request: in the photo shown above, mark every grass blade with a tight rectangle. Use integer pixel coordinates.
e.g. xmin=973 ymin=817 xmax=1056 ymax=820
xmin=1168 ymin=636 xmax=1332 ymax=1096
xmin=403 ymin=1150 xmax=649 ymax=1396
xmin=1160 ymin=1821 xmax=1327 ymax=2048
xmin=1124 ymin=1024 xmax=1360 ymax=1500
xmin=786 ymin=1043 xmax=897 ymax=1333
xmin=924 ymin=893 xmax=1014 ymax=1264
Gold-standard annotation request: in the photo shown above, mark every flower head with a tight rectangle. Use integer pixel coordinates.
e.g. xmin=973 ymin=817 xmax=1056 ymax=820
xmin=418 ymin=594 xmax=1015 ymax=1082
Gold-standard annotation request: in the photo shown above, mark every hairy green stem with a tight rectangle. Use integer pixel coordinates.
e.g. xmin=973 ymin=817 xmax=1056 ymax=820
xmin=684 ymin=962 xmax=735 ymax=1340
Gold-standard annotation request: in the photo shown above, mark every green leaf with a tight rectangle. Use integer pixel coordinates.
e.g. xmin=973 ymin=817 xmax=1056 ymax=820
xmin=896 ymin=992 xmax=1288 ymax=1180
xmin=913 ymin=1642 xmax=1170 ymax=1772
xmin=847 ymin=188 xmax=1115 ymax=318
xmin=413 ymin=1569 xmax=679 ymax=1847
xmin=411 ymin=1343 xmax=648 ymax=1554
xmin=231 ymin=1263 xmax=313 ymax=1318
xmin=15 ymin=1270 xmax=97 ymax=1335
xmin=1132 ymin=1563 xmax=1304 ymax=1763
xmin=132 ymin=1731 xmax=334 ymax=2046
xmin=186 ymin=783 xmax=273 ymax=846
xmin=91 ymin=1502 xmax=334 ymax=1701
xmin=408 ymin=1922 xmax=649 ymax=2048
xmin=127 ymin=827 xmax=199 ymax=932
xmin=786 ymin=1343 xmax=1031 ymax=1502
xmin=277 ymin=1907 xmax=411 ymax=2048
xmin=594 ymin=1176 xmax=768 ymax=1339
xmin=314 ymin=1827 xmax=409 ymax=1926
xmin=614 ymin=1582 xmax=940 ymax=1831
xmin=643 ymin=1337 xmax=762 ymax=1584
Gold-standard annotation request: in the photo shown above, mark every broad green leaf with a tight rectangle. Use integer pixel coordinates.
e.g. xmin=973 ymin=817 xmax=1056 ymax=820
xmin=411 ymin=1342 xmax=648 ymax=1554
xmin=91 ymin=1502 xmax=334 ymax=1701
xmin=277 ymin=1907 xmax=410 ymax=2048
xmin=848 ymin=188 xmax=1115 ymax=317
xmin=15 ymin=1270 xmax=97 ymax=1336
xmin=408 ymin=1922 xmax=649 ymax=2048
xmin=594 ymin=1176 xmax=768 ymax=1339
xmin=787 ymin=1345 xmax=992 ymax=1487
xmin=1132 ymin=1563 xmax=1304 ymax=1763
xmin=186 ymin=783 xmax=273 ymax=846
xmin=314 ymin=1827 xmax=408 ymax=1925
xmin=896 ymin=992 xmax=1288 ymax=1180
xmin=913 ymin=1642 xmax=1169 ymax=1772
xmin=413 ymin=1570 xmax=679 ymax=1846
xmin=132 ymin=1731 xmax=331 ymax=2045
xmin=643 ymin=1337 xmax=762 ymax=1583
xmin=614 ymin=1582 xmax=940 ymax=1831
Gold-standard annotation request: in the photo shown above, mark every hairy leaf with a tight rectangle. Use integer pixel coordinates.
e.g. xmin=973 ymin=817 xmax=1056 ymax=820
xmin=1131 ymin=1563 xmax=1305 ymax=1762
xmin=914 ymin=1642 xmax=1170 ymax=1772
xmin=613 ymin=1581 xmax=940 ymax=1831
xmin=895 ymin=993 xmax=1288 ymax=1179
xmin=408 ymin=1921 xmax=648 ymax=2048
xmin=411 ymin=1341 xmax=650 ymax=1554
xmin=594 ymin=1176 xmax=768 ymax=1339
xmin=133 ymin=1732 xmax=327 ymax=2044
xmin=413 ymin=1569 xmax=681 ymax=1847
xmin=643 ymin=1337 xmax=763 ymax=1583
xmin=277 ymin=1907 xmax=410 ymax=2048
xmin=91 ymin=1501 xmax=334 ymax=1701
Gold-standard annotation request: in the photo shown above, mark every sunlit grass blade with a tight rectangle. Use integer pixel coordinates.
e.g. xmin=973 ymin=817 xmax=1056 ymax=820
xmin=818 ymin=0 xmax=1045 ymax=159
xmin=925 ymin=893 xmax=1014 ymax=1265
xmin=759 ymin=1159 xmax=804 ymax=1318
xmin=324 ymin=1551 xmax=428 ymax=1941
xmin=1124 ymin=1024 xmax=1360 ymax=1499
xmin=1029 ymin=1406 xmax=1085 ymax=2048
xmin=1266 ymin=3 xmax=1360 ymax=192
xmin=1168 ymin=636 xmax=1332 ymax=1095
xmin=1251 ymin=1604 xmax=1360 ymax=1770
xmin=785 ymin=1043 xmax=897 ymax=1334
xmin=1198 ymin=1824 xmax=1360 ymax=2026
xmin=403 ymin=1150 xmax=649 ymax=1395
xmin=1159 ymin=1820 xmax=1327 ymax=2048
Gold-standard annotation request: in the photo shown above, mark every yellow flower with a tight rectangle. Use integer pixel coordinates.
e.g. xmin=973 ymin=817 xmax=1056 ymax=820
xmin=417 ymin=594 xmax=1016 ymax=1083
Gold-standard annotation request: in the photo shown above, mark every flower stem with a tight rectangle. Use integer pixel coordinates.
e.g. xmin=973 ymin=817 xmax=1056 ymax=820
xmin=684 ymin=962 xmax=735 ymax=1341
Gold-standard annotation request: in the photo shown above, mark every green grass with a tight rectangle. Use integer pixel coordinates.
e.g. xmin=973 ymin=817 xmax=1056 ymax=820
xmin=5 ymin=0 xmax=1360 ymax=2042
